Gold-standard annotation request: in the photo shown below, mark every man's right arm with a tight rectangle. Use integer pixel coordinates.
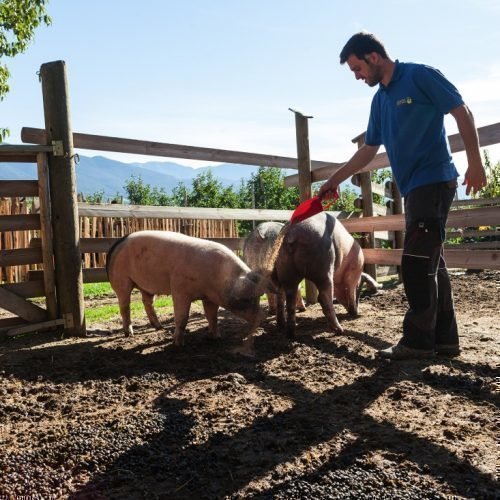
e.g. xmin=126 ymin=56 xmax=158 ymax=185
xmin=317 ymin=143 xmax=379 ymax=200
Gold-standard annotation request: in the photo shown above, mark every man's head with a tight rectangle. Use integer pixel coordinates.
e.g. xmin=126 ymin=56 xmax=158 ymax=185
xmin=340 ymin=32 xmax=391 ymax=87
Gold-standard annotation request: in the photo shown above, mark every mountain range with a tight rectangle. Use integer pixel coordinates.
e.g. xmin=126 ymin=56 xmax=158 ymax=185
xmin=0 ymin=155 xmax=279 ymax=200
xmin=0 ymin=154 xmax=469 ymax=200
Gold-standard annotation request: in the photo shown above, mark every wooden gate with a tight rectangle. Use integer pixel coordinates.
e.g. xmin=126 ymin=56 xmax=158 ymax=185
xmin=0 ymin=146 xmax=64 ymax=336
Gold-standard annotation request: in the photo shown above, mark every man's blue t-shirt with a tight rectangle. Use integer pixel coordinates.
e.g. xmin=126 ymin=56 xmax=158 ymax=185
xmin=365 ymin=60 xmax=463 ymax=196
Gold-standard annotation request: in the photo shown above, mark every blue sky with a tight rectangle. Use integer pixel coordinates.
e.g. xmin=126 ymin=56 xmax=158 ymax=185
xmin=2 ymin=0 xmax=500 ymax=179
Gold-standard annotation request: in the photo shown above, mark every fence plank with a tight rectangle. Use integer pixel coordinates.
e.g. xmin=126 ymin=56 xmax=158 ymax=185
xmin=21 ymin=126 xmax=345 ymax=172
xmin=78 ymin=203 xmax=296 ymax=221
xmin=0 ymin=214 xmax=41 ymax=231
xmin=284 ymin=122 xmax=500 ymax=186
xmin=0 ymin=247 xmax=42 ymax=266
xmin=363 ymin=248 xmax=500 ymax=270
xmin=341 ymin=206 xmax=500 ymax=232
xmin=1 ymin=281 xmax=46 ymax=299
xmin=37 ymin=152 xmax=58 ymax=319
xmin=0 ymin=180 xmax=39 ymax=197
xmin=0 ymin=287 xmax=47 ymax=322
xmin=452 ymin=197 xmax=500 ymax=208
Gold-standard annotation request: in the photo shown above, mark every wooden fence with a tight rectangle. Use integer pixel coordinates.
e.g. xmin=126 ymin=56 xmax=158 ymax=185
xmin=0 ymin=197 xmax=238 ymax=282
xmin=0 ymin=60 xmax=499 ymax=338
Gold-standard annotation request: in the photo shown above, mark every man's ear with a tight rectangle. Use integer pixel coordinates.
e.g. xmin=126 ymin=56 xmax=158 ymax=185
xmin=365 ymin=52 xmax=379 ymax=64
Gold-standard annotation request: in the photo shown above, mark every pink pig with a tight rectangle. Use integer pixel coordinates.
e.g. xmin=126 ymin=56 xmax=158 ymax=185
xmin=106 ymin=230 xmax=271 ymax=346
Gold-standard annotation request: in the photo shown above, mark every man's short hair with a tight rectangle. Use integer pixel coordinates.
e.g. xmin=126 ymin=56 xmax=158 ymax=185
xmin=339 ymin=32 xmax=389 ymax=64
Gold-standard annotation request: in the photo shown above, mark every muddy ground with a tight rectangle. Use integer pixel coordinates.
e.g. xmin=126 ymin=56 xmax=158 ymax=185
xmin=0 ymin=270 xmax=498 ymax=499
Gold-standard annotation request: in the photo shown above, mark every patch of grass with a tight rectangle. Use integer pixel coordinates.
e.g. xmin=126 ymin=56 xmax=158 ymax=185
xmin=83 ymin=282 xmax=114 ymax=300
xmin=85 ymin=294 xmax=174 ymax=324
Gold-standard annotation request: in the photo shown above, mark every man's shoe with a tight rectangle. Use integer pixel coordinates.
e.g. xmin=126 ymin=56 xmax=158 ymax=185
xmin=378 ymin=343 xmax=435 ymax=360
xmin=435 ymin=344 xmax=461 ymax=356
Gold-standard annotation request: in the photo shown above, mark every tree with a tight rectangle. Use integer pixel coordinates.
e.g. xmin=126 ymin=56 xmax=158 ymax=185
xmin=123 ymin=174 xmax=169 ymax=205
xmin=474 ymin=150 xmax=500 ymax=199
xmin=188 ymin=170 xmax=239 ymax=208
xmin=242 ymin=167 xmax=299 ymax=210
xmin=0 ymin=0 xmax=51 ymax=141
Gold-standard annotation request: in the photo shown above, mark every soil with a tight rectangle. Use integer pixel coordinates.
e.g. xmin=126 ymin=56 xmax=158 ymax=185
xmin=0 ymin=270 xmax=498 ymax=499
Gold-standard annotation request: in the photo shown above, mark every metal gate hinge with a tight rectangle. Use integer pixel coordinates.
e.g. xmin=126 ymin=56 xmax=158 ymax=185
xmin=52 ymin=140 xmax=64 ymax=156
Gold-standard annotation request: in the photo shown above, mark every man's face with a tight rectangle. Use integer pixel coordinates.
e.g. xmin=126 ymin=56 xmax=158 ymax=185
xmin=346 ymin=53 xmax=382 ymax=87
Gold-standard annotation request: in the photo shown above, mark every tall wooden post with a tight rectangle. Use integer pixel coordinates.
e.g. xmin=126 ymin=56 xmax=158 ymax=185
xmin=388 ymin=180 xmax=404 ymax=280
xmin=290 ymin=108 xmax=317 ymax=304
xmin=352 ymin=132 xmax=377 ymax=280
xmin=39 ymin=61 xmax=86 ymax=336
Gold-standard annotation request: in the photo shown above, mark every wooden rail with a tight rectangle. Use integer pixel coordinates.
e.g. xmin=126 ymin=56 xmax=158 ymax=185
xmin=284 ymin=122 xmax=500 ymax=186
xmin=364 ymin=248 xmax=498 ymax=269
xmin=78 ymin=202 xmax=296 ymax=221
xmin=21 ymin=126 xmax=343 ymax=172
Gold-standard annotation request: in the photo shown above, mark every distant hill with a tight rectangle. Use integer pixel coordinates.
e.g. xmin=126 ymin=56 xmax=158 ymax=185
xmin=0 ymin=155 xmax=270 ymax=200
xmin=0 ymin=154 xmax=469 ymax=200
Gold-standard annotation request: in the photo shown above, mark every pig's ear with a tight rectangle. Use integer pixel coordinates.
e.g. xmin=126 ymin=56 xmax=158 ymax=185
xmin=247 ymin=271 xmax=261 ymax=284
xmin=251 ymin=270 xmax=274 ymax=296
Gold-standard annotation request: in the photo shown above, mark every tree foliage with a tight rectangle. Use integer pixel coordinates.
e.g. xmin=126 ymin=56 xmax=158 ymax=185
xmin=474 ymin=149 xmax=500 ymax=199
xmin=242 ymin=167 xmax=300 ymax=210
xmin=0 ymin=0 xmax=51 ymax=140
xmin=120 ymin=167 xmax=300 ymax=235
xmin=123 ymin=174 xmax=169 ymax=205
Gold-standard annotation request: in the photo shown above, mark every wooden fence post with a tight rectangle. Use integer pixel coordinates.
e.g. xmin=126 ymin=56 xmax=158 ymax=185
xmin=39 ymin=60 xmax=86 ymax=336
xmin=351 ymin=132 xmax=377 ymax=280
xmin=387 ymin=180 xmax=404 ymax=279
xmin=290 ymin=108 xmax=317 ymax=304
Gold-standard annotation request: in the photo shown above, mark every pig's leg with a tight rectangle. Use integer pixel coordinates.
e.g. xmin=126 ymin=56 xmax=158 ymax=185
xmin=317 ymin=280 xmax=343 ymax=334
xmin=267 ymin=292 xmax=277 ymax=315
xmin=276 ymin=289 xmax=286 ymax=329
xmin=140 ymin=290 xmax=162 ymax=329
xmin=202 ymin=299 xmax=220 ymax=339
xmin=295 ymin=288 xmax=306 ymax=312
xmin=114 ymin=281 xmax=134 ymax=337
xmin=172 ymin=294 xmax=191 ymax=346
xmin=285 ymin=287 xmax=298 ymax=339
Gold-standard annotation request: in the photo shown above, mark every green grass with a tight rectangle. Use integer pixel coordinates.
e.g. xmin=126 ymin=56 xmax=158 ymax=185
xmin=83 ymin=282 xmax=114 ymax=300
xmin=83 ymin=283 xmax=174 ymax=324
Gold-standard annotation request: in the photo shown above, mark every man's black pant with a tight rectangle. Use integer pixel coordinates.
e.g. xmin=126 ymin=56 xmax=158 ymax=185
xmin=400 ymin=180 xmax=458 ymax=350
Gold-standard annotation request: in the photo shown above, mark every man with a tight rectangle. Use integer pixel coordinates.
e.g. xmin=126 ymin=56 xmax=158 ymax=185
xmin=318 ymin=32 xmax=487 ymax=360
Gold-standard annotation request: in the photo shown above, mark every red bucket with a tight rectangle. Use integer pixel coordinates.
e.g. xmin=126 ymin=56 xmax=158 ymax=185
xmin=290 ymin=190 xmax=339 ymax=224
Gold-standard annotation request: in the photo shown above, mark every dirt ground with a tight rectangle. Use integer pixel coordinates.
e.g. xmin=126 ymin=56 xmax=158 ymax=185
xmin=0 ymin=270 xmax=498 ymax=499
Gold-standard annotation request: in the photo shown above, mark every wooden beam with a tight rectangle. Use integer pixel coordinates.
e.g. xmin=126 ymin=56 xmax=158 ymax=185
xmin=0 ymin=145 xmax=52 ymax=164
xmin=1 ymin=281 xmax=45 ymax=299
xmin=6 ymin=318 xmax=65 ymax=337
xmin=0 ymin=317 xmax=27 ymax=332
xmin=35 ymin=236 xmax=247 ymax=254
xmin=37 ymin=152 xmax=58 ymax=319
xmin=40 ymin=60 xmax=86 ymax=336
xmin=444 ymin=241 xmax=500 ymax=250
xmin=0 ymin=286 xmax=48 ymax=322
xmin=78 ymin=203 xmax=296 ymax=221
xmin=447 ymin=229 xmax=499 ymax=238
xmin=0 ymin=247 xmax=42 ymax=267
xmin=351 ymin=174 xmax=392 ymax=198
xmin=284 ymin=122 xmax=500 ymax=186
xmin=83 ymin=267 xmax=108 ymax=283
xmin=452 ymin=197 xmax=500 ymax=207
xmin=0 ymin=214 xmax=41 ymax=231
xmin=341 ymin=206 xmax=500 ymax=233
xmin=21 ymin=126 xmax=345 ymax=172
xmin=0 ymin=180 xmax=39 ymax=197
xmin=363 ymin=248 xmax=500 ymax=270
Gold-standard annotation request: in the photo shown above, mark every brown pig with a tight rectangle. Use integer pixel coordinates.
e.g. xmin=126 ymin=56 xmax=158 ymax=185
xmin=242 ymin=221 xmax=306 ymax=315
xmin=106 ymin=230 xmax=271 ymax=346
xmin=273 ymin=212 xmax=379 ymax=338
